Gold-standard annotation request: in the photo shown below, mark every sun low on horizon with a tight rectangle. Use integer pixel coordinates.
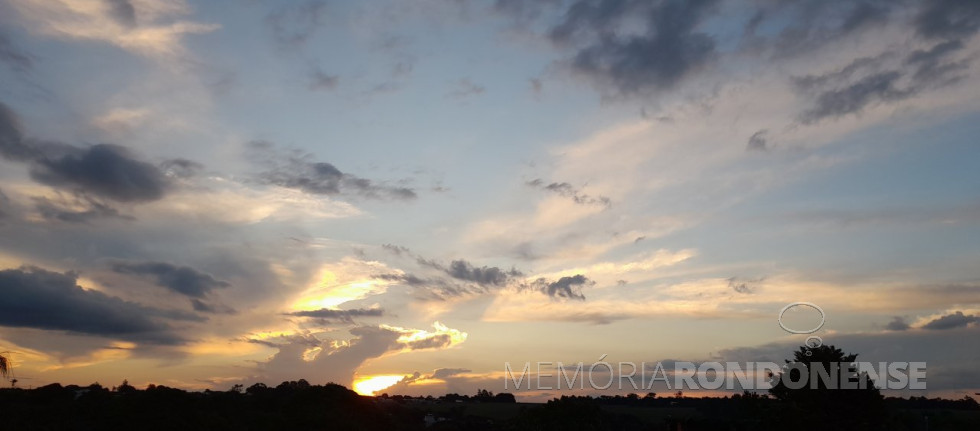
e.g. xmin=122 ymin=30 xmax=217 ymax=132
xmin=353 ymin=375 xmax=405 ymax=396
xmin=0 ymin=0 xmax=979 ymax=404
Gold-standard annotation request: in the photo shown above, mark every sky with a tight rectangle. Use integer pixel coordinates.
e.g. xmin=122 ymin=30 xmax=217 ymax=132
xmin=0 ymin=0 xmax=979 ymax=401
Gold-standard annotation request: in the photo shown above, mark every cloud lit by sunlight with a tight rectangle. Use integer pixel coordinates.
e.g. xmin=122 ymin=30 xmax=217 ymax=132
xmin=292 ymin=258 xmax=396 ymax=309
xmin=352 ymin=375 xmax=404 ymax=396
xmin=389 ymin=322 xmax=468 ymax=350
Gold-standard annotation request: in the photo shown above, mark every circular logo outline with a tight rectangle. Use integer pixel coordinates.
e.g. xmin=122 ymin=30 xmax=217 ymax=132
xmin=778 ymin=302 xmax=826 ymax=334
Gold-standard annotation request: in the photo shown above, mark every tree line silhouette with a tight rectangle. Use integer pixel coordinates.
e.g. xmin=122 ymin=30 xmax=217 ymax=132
xmin=0 ymin=345 xmax=977 ymax=430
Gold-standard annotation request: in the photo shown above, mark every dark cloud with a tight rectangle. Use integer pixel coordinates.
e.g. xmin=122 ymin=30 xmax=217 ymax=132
xmin=493 ymin=0 xmax=562 ymax=24
xmin=905 ymin=40 xmax=970 ymax=86
xmin=248 ymin=141 xmax=417 ymax=200
xmin=430 ymin=367 xmax=471 ymax=379
xmin=0 ymin=102 xmax=172 ymax=202
xmin=0 ymin=188 xmax=8 ymax=219
xmin=404 ymin=334 xmax=453 ymax=350
xmin=245 ymin=333 xmax=321 ymax=349
xmin=266 ymin=1 xmax=327 ymax=48
xmin=374 ymin=272 xmax=478 ymax=301
xmin=29 ymin=143 xmax=170 ymax=202
xmin=381 ymin=249 xmax=593 ymax=302
xmin=308 ymin=66 xmax=339 ymax=91
xmin=885 ymin=316 xmax=910 ymax=331
xmin=379 ymin=254 xmax=531 ymax=300
xmin=190 ymin=299 xmax=236 ymax=315
xmin=551 ymin=0 xmax=719 ymax=96
xmin=416 ymin=257 xmax=522 ymax=287
xmin=798 ymin=71 xmax=909 ymax=124
xmin=374 ymin=272 xmax=429 ymax=287
xmin=748 ymin=1 xmax=895 ymax=58
xmin=0 ymin=266 xmax=188 ymax=344
xmin=446 ymin=259 xmax=520 ymax=286
xmin=284 ymin=307 xmax=384 ymax=323
xmin=746 ymin=129 xmax=770 ymax=151
xmin=111 ymin=261 xmax=230 ymax=298
xmin=795 ymin=42 xmax=970 ymax=124
xmin=787 ymin=1 xmax=976 ymax=124
xmin=0 ymin=101 xmax=34 ymax=161
xmin=105 ymin=0 xmax=137 ymax=27
xmin=792 ymin=54 xmax=892 ymax=91
xmin=526 ymin=178 xmax=611 ymax=207
xmin=913 ymin=0 xmax=980 ymax=40
xmin=527 ymin=274 xmax=592 ymax=300
xmin=922 ymin=311 xmax=979 ymax=330
xmin=0 ymin=31 xmax=33 ymax=72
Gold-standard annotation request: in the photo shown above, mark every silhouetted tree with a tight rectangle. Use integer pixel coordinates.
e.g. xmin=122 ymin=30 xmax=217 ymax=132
xmin=493 ymin=392 xmax=516 ymax=403
xmin=769 ymin=344 xmax=884 ymax=431
xmin=0 ymin=352 xmax=9 ymax=379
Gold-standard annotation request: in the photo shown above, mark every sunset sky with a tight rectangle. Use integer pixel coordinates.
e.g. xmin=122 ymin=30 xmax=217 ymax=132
xmin=1 ymin=0 xmax=979 ymax=400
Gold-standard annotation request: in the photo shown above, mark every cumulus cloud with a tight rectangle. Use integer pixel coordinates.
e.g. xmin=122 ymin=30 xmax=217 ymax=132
xmin=111 ymin=261 xmax=230 ymax=298
xmin=0 ymin=266 xmax=193 ymax=344
xmin=247 ymin=141 xmax=417 ymax=200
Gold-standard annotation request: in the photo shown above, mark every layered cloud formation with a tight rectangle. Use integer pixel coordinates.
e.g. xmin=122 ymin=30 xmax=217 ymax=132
xmin=0 ymin=0 xmax=978 ymax=399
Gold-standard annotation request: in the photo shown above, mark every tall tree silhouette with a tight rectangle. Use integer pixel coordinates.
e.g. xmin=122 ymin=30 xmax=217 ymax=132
xmin=769 ymin=344 xmax=884 ymax=431
xmin=0 ymin=353 xmax=8 ymax=379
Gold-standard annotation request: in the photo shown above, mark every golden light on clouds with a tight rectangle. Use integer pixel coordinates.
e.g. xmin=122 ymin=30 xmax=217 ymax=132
xmin=292 ymin=258 xmax=395 ymax=310
xmin=352 ymin=375 xmax=404 ymax=395
xmin=390 ymin=322 xmax=468 ymax=350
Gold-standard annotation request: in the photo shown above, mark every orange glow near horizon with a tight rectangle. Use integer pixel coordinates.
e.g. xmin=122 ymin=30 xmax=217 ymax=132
xmin=352 ymin=375 xmax=404 ymax=396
